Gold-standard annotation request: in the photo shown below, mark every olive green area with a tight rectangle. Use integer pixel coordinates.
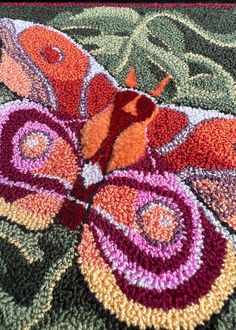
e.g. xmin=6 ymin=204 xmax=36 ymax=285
xmin=0 ymin=220 xmax=77 ymax=329
xmin=0 ymin=5 xmax=236 ymax=330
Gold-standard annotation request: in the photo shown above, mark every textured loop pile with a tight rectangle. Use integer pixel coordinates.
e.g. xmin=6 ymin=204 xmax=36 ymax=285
xmin=0 ymin=3 xmax=235 ymax=330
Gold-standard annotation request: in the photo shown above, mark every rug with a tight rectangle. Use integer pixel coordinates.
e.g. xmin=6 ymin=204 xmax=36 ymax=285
xmin=0 ymin=2 xmax=236 ymax=330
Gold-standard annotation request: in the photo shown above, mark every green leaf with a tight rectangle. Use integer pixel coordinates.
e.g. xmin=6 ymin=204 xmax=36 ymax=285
xmin=147 ymin=16 xmax=186 ymax=56
xmin=48 ymin=7 xmax=236 ymax=114
xmin=0 ymin=220 xmax=44 ymax=264
xmin=49 ymin=8 xmax=140 ymax=35
xmin=173 ymin=52 xmax=236 ymax=112
xmin=144 ymin=10 xmax=236 ymax=48
xmin=78 ymin=34 xmax=128 ymax=56
xmin=217 ymin=298 xmax=236 ymax=330
xmin=0 ymin=85 xmax=15 ymax=105
xmin=0 ymin=226 xmax=77 ymax=330
xmin=139 ymin=36 xmax=189 ymax=85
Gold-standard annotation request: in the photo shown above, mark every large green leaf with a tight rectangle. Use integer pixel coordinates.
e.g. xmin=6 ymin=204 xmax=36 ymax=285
xmin=48 ymin=8 xmax=236 ymax=114
xmin=0 ymin=225 xmax=77 ymax=329
xmin=50 ymin=7 xmax=140 ymax=35
xmin=147 ymin=16 xmax=186 ymax=56
xmin=173 ymin=52 xmax=236 ymax=111
xmin=78 ymin=35 xmax=128 ymax=56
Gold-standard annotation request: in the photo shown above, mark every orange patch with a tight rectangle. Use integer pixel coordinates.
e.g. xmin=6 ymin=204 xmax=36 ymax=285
xmin=122 ymin=95 xmax=141 ymax=116
xmin=19 ymin=26 xmax=89 ymax=116
xmin=34 ymin=137 xmax=79 ymax=184
xmin=20 ymin=26 xmax=88 ymax=81
xmin=21 ymin=132 xmax=47 ymax=159
xmin=13 ymin=193 xmax=62 ymax=217
xmin=142 ymin=206 xmax=177 ymax=242
xmin=226 ymin=215 xmax=236 ymax=230
xmin=93 ymin=185 xmax=137 ymax=228
xmin=0 ymin=50 xmax=31 ymax=97
xmin=107 ymin=121 xmax=147 ymax=172
xmin=78 ymin=224 xmax=104 ymax=268
xmin=166 ymin=118 xmax=236 ymax=171
xmin=125 ymin=67 xmax=138 ymax=88
xmin=150 ymin=75 xmax=172 ymax=97
xmin=81 ymin=106 xmax=113 ymax=159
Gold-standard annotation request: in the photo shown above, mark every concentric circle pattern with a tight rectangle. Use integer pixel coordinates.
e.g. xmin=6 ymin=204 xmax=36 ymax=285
xmin=0 ymin=100 xmax=81 ymax=230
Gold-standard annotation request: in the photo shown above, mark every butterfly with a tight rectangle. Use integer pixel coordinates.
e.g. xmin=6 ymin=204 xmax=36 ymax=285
xmin=0 ymin=18 xmax=235 ymax=330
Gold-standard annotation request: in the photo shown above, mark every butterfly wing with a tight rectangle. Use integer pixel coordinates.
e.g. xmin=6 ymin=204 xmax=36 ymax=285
xmin=0 ymin=18 xmax=117 ymax=118
xmin=78 ymin=148 xmax=236 ymax=329
xmin=78 ymin=94 xmax=236 ymax=329
xmin=148 ymin=104 xmax=236 ymax=237
xmin=0 ymin=100 xmax=81 ymax=230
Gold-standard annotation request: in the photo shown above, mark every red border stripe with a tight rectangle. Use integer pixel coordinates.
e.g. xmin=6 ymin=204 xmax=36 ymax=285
xmin=0 ymin=2 xmax=236 ymax=8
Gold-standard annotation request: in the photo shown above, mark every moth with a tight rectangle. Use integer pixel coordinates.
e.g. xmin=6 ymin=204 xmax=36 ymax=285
xmin=0 ymin=18 xmax=235 ymax=330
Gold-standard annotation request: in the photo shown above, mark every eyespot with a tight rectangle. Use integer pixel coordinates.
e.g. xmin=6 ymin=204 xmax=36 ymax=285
xmin=20 ymin=130 xmax=51 ymax=160
xmin=137 ymin=201 xmax=180 ymax=244
xmin=40 ymin=45 xmax=64 ymax=64
xmin=12 ymin=121 xmax=58 ymax=173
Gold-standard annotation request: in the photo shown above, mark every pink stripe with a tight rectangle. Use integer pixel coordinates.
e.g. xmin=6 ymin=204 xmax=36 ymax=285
xmin=94 ymin=169 xmax=204 ymax=290
xmin=0 ymin=174 xmax=65 ymax=200
xmin=108 ymin=170 xmax=201 ymax=259
xmin=125 ymin=227 xmax=183 ymax=259
xmin=0 ymin=2 xmax=236 ymax=8
xmin=94 ymin=223 xmax=203 ymax=291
